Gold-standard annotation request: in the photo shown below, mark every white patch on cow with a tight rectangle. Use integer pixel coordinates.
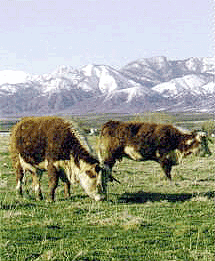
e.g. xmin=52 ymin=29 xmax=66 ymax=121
xmin=185 ymin=138 xmax=194 ymax=146
xmin=79 ymin=172 xmax=96 ymax=198
xmin=124 ymin=146 xmax=143 ymax=161
xmin=19 ymin=154 xmax=37 ymax=173
xmin=196 ymin=134 xmax=202 ymax=143
xmin=78 ymin=159 xmax=104 ymax=201
xmin=56 ymin=158 xmax=104 ymax=200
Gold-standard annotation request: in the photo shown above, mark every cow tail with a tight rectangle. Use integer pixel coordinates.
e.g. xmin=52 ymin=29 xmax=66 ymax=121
xmin=9 ymin=124 xmax=20 ymax=170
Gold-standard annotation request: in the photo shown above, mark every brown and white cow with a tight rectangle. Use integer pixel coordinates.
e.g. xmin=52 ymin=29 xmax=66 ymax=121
xmin=9 ymin=116 xmax=107 ymax=201
xmin=97 ymin=120 xmax=201 ymax=181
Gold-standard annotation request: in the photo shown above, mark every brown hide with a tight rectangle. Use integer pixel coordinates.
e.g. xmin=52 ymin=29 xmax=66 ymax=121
xmin=10 ymin=116 xmax=104 ymax=201
xmin=98 ymin=120 xmax=201 ymax=180
xmin=11 ymin=116 xmax=98 ymax=166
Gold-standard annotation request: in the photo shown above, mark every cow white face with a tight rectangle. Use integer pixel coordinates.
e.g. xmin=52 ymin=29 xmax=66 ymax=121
xmin=79 ymin=162 xmax=106 ymax=201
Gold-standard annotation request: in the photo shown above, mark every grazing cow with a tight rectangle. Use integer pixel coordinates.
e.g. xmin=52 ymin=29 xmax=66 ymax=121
xmin=97 ymin=120 xmax=201 ymax=180
xmin=9 ymin=116 xmax=107 ymax=201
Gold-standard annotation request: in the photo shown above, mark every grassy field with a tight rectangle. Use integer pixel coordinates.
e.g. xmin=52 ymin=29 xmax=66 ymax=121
xmin=0 ymin=130 xmax=214 ymax=260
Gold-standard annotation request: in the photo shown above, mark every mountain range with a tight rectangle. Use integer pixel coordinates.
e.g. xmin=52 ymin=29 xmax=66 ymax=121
xmin=0 ymin=56 xmax=214 ymax=116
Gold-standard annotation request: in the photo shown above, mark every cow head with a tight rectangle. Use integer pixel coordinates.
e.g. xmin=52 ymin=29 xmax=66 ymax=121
xmin=79 ymin=163 xmax=120 ymax=200
xmin=179 ymin=131 xmax=201 ymax=157
xmin=78 ymin=162 xmax=107 ymax=201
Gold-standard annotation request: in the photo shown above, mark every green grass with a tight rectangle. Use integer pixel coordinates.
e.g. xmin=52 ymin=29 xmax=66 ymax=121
xmin=0 ymin=133 xmax=214 ymax=261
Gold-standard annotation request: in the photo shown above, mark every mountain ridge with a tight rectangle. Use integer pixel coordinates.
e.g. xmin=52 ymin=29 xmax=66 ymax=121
xmin=0 ymin=56 xmax=214 ymax=116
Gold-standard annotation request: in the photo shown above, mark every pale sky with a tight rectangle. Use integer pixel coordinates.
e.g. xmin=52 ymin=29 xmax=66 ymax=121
xmin=0 ymin=0 xmax=214 ymax=74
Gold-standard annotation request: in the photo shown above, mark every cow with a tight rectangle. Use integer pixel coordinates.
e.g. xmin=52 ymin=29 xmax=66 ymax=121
xmin=9 ymin=116 xmax=108 ymax=201
xmin=97 ymin=120 xmax=202 ymax=181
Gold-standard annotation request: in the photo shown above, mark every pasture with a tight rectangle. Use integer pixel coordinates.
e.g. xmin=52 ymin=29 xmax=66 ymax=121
xmin=0 ymin=122 xmax=214 ymax=260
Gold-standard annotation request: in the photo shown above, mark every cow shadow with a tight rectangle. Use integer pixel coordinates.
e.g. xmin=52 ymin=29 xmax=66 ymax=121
xmin=118 ymin=191 xmax=215 ymax=204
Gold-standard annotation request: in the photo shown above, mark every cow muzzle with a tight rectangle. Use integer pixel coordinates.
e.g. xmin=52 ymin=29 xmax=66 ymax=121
xmin=94 ymin=193 xmax=106 ymax=201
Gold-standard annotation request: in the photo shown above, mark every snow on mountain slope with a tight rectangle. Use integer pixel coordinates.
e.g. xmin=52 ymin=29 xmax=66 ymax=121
xmin=194 ymin=57 xmax=215 ymax=74
xmin=79 ymin=64 xmax=141 ymax=94
xmin=152 ymin=74 xmax=212 ymax=97
xmin=201 ymin=81 xmax=215 ymax=94
xmin=0 ymin=70 xmax=31 ymax=95
xmin=121 ymin=57 xmax=214 ymax=88
xmin=0 ymin=57 xmax=214 ymax=115
xmin=120 ymin=56 xmax=170 ymax=87
xmin=104 ymin=85 xmax=155 ymax=103
xmin=0 ymin=70 xmax=30 ymax=85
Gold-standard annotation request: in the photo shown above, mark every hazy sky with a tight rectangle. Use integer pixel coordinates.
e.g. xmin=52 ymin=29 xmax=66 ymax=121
xmin=0 ymin=0 xmax=214 ymax=74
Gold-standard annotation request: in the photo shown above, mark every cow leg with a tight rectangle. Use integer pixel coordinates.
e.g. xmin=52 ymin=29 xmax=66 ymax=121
xmin=64 ymin=182 xmax=71 ymax=199
xmin=15 ymin=162 xmax=24 ymax=197
xmin=58 ymin=169 xmax=71 ymax=199
xmin=47 ymin=161 xmax=59 ymax=201
xmin=103 ymin=149 xmax=121 ymax=179
xmin=102 ymin=146 xmax=124 ymax=171
xmin=160 ymin=159 xmax=173 ymax=180
xmin=32 ymin=170 xmax=43 ymax=200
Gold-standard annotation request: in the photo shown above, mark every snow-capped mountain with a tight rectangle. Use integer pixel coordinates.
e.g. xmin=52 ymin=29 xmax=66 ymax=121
xmin=0 ymin=70 xmax=30 ymax=85
xmin=0 ymin=57 xmax=214 ymax=116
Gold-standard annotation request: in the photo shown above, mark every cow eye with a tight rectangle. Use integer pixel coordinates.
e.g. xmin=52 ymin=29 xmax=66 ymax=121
xmin=95 ymin=165 xmax=101 ymax=173
xmin=86 ymin=170 xmax=97 ymax=178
